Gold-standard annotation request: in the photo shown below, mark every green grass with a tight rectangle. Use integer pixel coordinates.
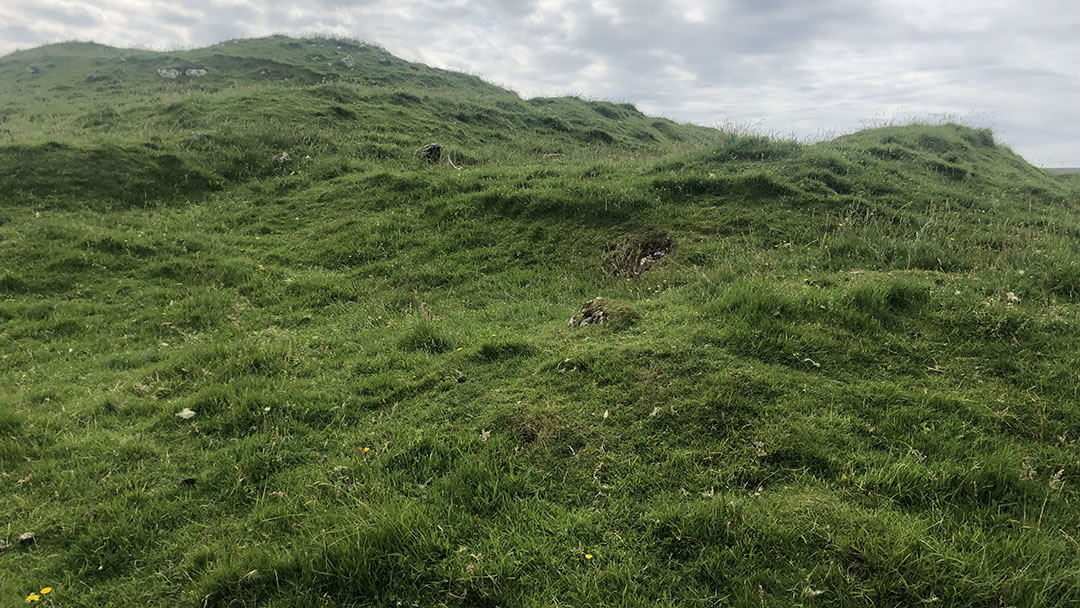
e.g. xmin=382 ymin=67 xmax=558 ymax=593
xmin=3 ymin=35 xmax=1080 ymax=607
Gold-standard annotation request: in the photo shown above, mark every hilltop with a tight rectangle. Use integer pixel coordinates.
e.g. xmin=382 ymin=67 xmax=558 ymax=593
xmin=2 ymin=36 xmax=1080 ymax=607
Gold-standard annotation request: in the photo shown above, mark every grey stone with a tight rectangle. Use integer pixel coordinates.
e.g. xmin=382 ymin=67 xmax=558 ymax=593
xmin=157 ymin=68 xmax=180 ymax=79
xmin=341 ymin=55 xmax=356 ymax=69
xmin=568 ymin=298 xmax=608 ymax=328
xmin=185 ymin=68 xmax=207 ymax=78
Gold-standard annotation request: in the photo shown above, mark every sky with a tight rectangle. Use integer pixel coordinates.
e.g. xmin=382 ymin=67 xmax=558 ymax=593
xmin=1 ymin=0 xmax=1078 ymax=166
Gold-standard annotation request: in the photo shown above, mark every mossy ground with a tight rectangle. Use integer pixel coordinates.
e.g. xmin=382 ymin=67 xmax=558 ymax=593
xmin=2 ymin=36 xmax=1080 ymax=607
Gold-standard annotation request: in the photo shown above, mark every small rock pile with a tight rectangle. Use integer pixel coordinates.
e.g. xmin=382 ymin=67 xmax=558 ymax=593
xmin=568 ymin=298 xmax=609 ymax=328
xmin=157 ymin=67 xmax=208 ymax=79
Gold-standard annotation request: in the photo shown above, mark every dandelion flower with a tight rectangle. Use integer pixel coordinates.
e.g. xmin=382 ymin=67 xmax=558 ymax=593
xmin=26 ymin=594 xmax=40 ymax=603
xmin=363 ymin=447 xmax=370 ymax=453
xmin=585 ymin=554 xmax=593 ymax=560
xmin=40 ymin=588 xmax=52 ymax=594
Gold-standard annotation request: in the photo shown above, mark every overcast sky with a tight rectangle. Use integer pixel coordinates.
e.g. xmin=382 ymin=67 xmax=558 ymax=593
xmin=2 ymin=0 xmax=1078 ymax=165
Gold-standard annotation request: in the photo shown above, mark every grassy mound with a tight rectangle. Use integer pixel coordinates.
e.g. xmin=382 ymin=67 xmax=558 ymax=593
xmin=2 ymin=36 xmax=1080 ymax=607
xmin=0 ymin=142 xmax=219 ymax=208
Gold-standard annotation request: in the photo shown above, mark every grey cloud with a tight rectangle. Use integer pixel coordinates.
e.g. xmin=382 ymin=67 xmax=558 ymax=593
xmin=24 ymin=2 xmax=106 ymax=29
xmin=0 ymin=24 xmax=43 ymax=46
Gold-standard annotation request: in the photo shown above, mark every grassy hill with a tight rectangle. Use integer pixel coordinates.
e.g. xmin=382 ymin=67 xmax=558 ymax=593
xmin=2 ymin=35 xmax=1080 ymax=607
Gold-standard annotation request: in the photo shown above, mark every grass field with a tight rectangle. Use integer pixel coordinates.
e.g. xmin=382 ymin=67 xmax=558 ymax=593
xmin=2 ymin=35 xmax=1080 ymax=607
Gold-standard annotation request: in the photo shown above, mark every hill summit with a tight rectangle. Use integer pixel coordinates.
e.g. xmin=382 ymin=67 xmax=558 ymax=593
xmin=2 ymin=36 xmax=1080 ymax=607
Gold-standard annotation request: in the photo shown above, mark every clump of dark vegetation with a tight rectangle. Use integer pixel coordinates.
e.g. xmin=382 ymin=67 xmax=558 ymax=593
xmin=2 ymin=35 xmax=1080 ymax=608
xmin=603 ymin=232 xmax=676 ymax=276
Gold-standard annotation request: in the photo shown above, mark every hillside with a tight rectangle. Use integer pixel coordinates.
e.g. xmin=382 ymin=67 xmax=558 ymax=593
xmin=2 ymin=36 xmax=1080 ymax=607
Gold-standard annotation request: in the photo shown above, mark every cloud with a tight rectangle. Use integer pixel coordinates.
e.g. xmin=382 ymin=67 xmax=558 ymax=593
xmin=1 ymin=0 xmax=1078 ymax=164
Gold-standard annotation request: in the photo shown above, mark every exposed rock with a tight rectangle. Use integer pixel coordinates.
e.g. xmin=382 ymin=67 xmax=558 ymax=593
xmin=416 ymin=143 xmax=441 ymax=164
xmin=568 ymin=298 xmax=640 ymax=329
xmin=157 ymin=68 xmax=180 ymax=79
xmin=341 ymin=55 xmax=356 ymax=69
xmin=638 ymin=249 xmax=667 ymax=272
xmin=0 ymin=538 xmax=7 ymax=552
xmin=176 ymin=408 xmax=196 ymax=420
xmin=185 ymin=68 xmax=208 ymax=78
xmin=569 ymin=298 xmax=609 ymax=328
xmin=272 ymin=151 xmax=292 ymax=164
xmin=379 ymin=54 xmax=391 ymax=64
xmin=25 ymin=65 xmax=40 ymax=75
xmin=18 ymin=532 xmax=35 ymax=545
xmin=192 ymin=133 xmax=209 ymax=141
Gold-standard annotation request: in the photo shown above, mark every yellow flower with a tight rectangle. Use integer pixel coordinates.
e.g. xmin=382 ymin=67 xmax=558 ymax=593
xmin=40 ymin=588 xmax=52 ymax=594
xmin=456 ymin=347 xmax=463 ymax=351
xmin=26 ymin=594 xmax=40 ymax=603
xmin=363 ymin=447 xmax=370 ymax=453
xmin=585 ymin=554 xmax=593 ymax=559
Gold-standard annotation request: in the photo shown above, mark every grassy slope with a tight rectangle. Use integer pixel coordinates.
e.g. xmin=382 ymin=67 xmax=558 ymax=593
xmin=2 ymin=36 xmax=1080 ymax=607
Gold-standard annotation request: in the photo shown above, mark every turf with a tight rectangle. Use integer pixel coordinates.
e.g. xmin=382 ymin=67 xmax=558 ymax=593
xmin=2 ymin=35 xmax=1080 ymax=607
